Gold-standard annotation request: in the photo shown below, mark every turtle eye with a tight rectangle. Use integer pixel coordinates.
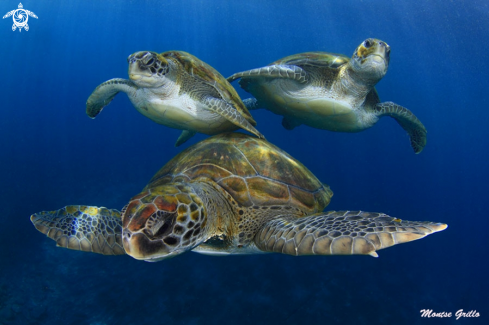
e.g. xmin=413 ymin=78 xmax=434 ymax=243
xmin=364 ymin=40 xmax=372 ymax=48
xmin=141 ymin=52 xmax=154 ymax=65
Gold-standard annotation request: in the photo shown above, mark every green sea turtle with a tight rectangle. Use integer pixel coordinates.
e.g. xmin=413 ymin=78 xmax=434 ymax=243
xmin=31 ymin=133 xmax=445 ymax=261
xmin=86 ymin=51 xmax=264 ymax=146
xmin=227 ymin=39 xmax=427 ymax=153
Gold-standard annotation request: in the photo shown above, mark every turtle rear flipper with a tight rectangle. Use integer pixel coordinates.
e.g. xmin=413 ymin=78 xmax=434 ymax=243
xmin=242 ymin=98 xmax=262 ymax=111
xmin=202 ymin=96 xmax=265 ymax=139
xmin=227 ymin=65 xmax=308 ymax=84
xmin=375 ymin=102 xmax=427 ymax=154
xmin=254 ymin=211 xmax=446 ymax=257
xmin=175 ymin=130 xmax=196 ymax=147
xmin=282 ymin=116 xmax=301 ymax=130
xmin=30 ymin=206 xmax=126 ymax=255
xmin=86 ymin=78 xmax=137 ymax=118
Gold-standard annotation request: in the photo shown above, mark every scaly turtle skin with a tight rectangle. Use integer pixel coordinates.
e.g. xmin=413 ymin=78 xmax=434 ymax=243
xmin=227 ymin=39 xmax=427 ymax=153
xmin=31 ymin=133 xmax=445 ymax=261
xmin=86 ymin=51 xmax=264 ymax=146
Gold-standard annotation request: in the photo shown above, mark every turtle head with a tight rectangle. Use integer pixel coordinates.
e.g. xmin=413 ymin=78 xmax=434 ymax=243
xmin=350 ymin=38 xmax=390 ymax=82
xmin=121 ymin=184 xmax=207 ymax=262
xmin=127 ymin=51 xmax=170 ymax=88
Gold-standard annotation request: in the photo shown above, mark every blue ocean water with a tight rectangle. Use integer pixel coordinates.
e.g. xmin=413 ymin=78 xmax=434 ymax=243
xmin=0 ymin=0 xmax=487 ymax=324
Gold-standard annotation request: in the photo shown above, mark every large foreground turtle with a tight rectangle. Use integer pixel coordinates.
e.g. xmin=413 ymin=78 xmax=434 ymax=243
xmin=87 ymin=51 xmax=264 ymax=146
xmin=228 ymin=39 xmax=427 ymax=153
xmin=31 ymin=133 xmax=445 ymax=261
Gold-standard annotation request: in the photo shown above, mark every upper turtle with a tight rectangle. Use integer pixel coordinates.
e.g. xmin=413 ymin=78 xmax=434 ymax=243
xmin=86 ymin=50 xmax=264 ymax=146
xmin=227 ymin=38 xmax=427 ymax=153
xmin=31 ymin=133 xmax=446 ymax=262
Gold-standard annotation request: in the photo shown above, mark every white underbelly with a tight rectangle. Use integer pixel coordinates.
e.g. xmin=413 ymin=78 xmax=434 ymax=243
xmin=192 ymin=242 xmax=266 ymax=255
xmin=256 ymin=81 xmax=364 ymax=131
xmin=132 ymin=92 xmax=236 ymax=134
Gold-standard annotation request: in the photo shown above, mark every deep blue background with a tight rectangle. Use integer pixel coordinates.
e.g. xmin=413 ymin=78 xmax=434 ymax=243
xmin=0 ymin=0 xmax=487 ymax=324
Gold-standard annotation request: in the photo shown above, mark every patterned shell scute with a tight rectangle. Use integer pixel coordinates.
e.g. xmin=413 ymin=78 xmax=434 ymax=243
xmin=163 ymin=51 xmax=255 ymax=124
xmin=272 ymin=52 xmax=350 ymax=69
xmin=148 ymin=133 xmax=333 ymax=213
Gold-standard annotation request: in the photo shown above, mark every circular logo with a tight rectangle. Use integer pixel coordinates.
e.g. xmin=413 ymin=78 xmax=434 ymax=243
xmin=3 ymin=4 xmax=38 ymax=32
xmin=13 ymin=9 xmax=28 ymax=28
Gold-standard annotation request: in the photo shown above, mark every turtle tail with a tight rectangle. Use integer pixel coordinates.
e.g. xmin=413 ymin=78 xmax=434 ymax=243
xmin=375 ymin=102 xmax=427 ymax=154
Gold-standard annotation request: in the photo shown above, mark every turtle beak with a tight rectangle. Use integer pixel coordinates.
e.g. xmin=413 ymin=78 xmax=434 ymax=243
xmin=371 ymin=41 xmax=390 ymax=68
xmin=122 ymin=228 xmax=174 ymax=261
xmin=377 ymin=41 xmax=390 ymax=65
xmin=352 ymin=39 xmax=390 ymax=81
xmin=128 ymin=51 xmax=156 ymax=80
xmin=128 ymin=62 xmax=152 ymax=80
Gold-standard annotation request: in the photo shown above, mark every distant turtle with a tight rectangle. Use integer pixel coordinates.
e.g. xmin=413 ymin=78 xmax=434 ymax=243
xmin=31 ymin=133 xmax=445 ymax=261
xmin=2 ymin=3 xmax=37 ymax=32
xmin=86 ymin=51 xmax=264 ymax=146
xmin=228 ymin=39 xmax=427 ymax=153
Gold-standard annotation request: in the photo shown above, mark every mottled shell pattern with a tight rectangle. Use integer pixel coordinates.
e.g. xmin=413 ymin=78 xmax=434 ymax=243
xmin=164 ymin=51 xmax=256 ymax=125
xmin=148 ymin=133 xmax=333 ymax=214
xmin=272 ymin=51 xmax=350 ymax=70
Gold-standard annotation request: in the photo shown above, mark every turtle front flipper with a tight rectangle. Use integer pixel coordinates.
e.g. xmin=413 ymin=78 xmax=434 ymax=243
xmin=202 ymin=96 xmax=265 ymax=139
xmin=3 ymin=10 xmax=14 ymax=18
xmin=227 ymin=65 xmax=308 ymax=83
xmin=375 ymin=102 xmax=427 ymax=154
xmin=30 ymin=205 xmax=126 ymax=255
xmin=86 ymin=78 xmax=137 ymax=118
xmin=254 ymin=211 xmax=446 ymax=257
